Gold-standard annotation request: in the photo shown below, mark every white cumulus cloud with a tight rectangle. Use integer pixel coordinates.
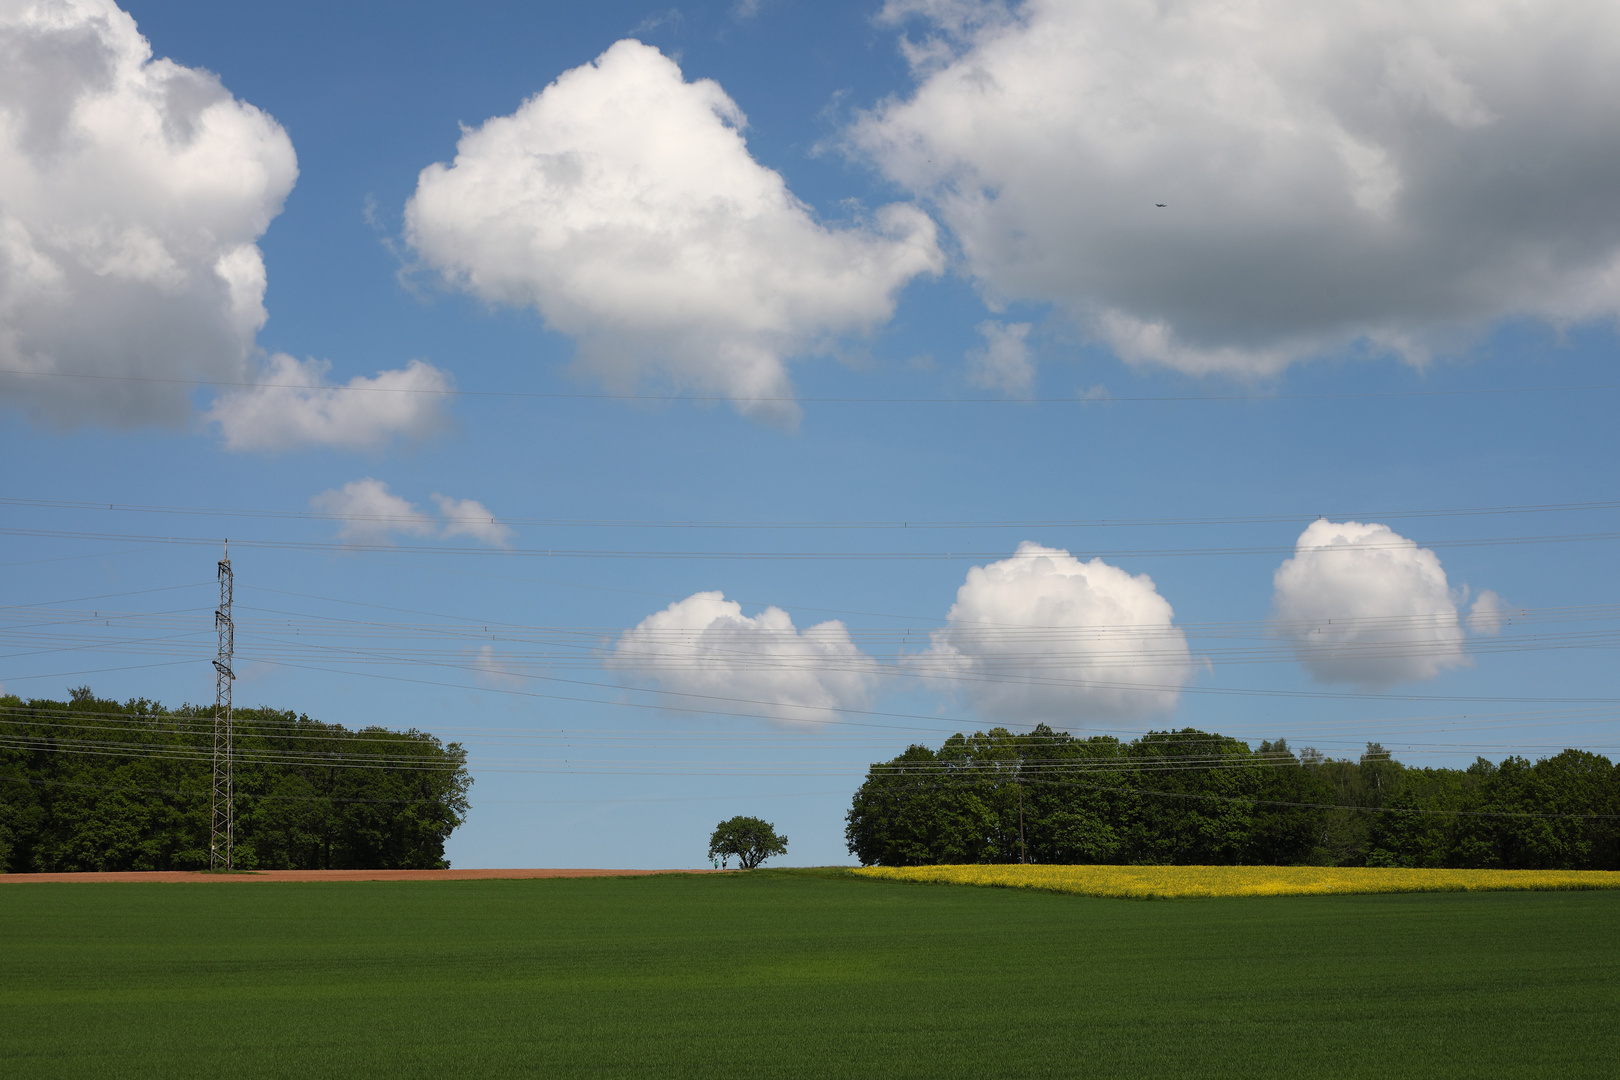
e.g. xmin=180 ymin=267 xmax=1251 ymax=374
xmin=433 ymin=493 xmax=513 ymax=549
xmin=854 ymin=0 xmax=1620 ymax=376
xmin=0 ymin=0 xmax=297 ymax=425
xmin=609 ymin=591 xmax=877 ymax=722
xmin=916 ymin=541 xmax=1194 ymax=724
xmin=204 ymin=353 xmax=452 ymax=451
xmin=404 ymin=39 xmax=943 ymax=426
xmin=1273 ymin=519 xmax=1483 ymax=686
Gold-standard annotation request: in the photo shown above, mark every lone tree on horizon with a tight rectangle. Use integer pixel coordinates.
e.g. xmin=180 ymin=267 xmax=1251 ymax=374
xmin=708 ymin=816 xmax=788 ymax=870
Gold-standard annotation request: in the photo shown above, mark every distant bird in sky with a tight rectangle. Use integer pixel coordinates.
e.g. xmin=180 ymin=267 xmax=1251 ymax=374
xmin=1155 ymin=203 xmax=1167 ymax=208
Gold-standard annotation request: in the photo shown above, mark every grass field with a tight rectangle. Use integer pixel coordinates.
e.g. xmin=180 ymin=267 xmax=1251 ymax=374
xmin=3 ymin=869 xmax=1617 ymax=1078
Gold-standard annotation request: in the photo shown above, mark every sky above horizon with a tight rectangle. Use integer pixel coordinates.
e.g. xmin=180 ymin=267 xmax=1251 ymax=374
xmin=3 ymin=0 xmax=1618 ymax=868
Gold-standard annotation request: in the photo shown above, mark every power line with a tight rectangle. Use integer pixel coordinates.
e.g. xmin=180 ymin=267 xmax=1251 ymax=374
xmin=4 ymin=496 xmax=1618 ymax=531
xmin=7 ymin=697 xmax=1615 ymax=742
xmin=6 ymin=570 xmax=1615 ymax=764
xmin=8 ymin=615 xmax=1620 ymax=712
xmin=6 ymin=730 xmax=1614 ymax=823
xmin=1 ymin=723 xmax=1607 ymax=782
xmin=856 ymin=771 xmax=1620 ymax=822
xmin=1 ymin=774 xmax=457 ymax=805
xmin=4 ymin=705 xmax=1615 ymax=759
xmin=5 ymin=365 xmax=1617 ymax=404
xmin=0 ymin=583 xmax=211 ymax=608
xmin=3 ymin=524 xmax=1619 ymax=561
xmin=0 ymin=773 xmax=819 ymax=806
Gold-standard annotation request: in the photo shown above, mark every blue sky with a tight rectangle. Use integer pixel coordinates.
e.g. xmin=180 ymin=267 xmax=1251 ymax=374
xmin=3 ymin=0 xmax=1618 ymax=867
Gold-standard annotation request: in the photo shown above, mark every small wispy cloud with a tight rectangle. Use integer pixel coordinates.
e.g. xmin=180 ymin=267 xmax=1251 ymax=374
xmin=311 ymin=480 xmax=513 ymax=548
xmin=434 ymin=494 xmax=515 ymax=549
xmin=1466 ymin=589 xmax=1506 ymax=636
xmin=630 ymin=7 xmax=683 ymax=35
xmin=968 ymin=320 xmax=1034 ymax=394
xmin=310 ymin=479 xmax=436 ymax=545
xmin=471 ymin=643 xmax=527 ymax=689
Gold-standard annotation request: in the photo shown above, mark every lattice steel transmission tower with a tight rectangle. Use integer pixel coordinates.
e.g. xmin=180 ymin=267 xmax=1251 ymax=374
xmin=210 ymin=542 xmax=235 ymax=870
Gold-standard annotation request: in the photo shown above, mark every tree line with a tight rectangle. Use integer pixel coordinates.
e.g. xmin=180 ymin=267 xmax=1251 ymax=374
xmin=845 ymin=726 xmax=1619 ymax=869
xmin=0 ymin=688 xmax=472 ymax=873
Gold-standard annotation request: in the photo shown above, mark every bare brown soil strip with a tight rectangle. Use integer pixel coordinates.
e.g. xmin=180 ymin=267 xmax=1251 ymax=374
xmin=0 ymin=868 xmax=729 ymax=883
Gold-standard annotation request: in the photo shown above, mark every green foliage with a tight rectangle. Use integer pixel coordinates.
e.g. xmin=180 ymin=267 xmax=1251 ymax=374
xmin=0 ymin=690 xmax=471 ymax=872
xmin=1 ymin=876 xmax=1617 ymax=1078
xmin=708 ymin=815 xmax=788 ymax=869
xmin=846 ymin=724 xmax=1620 ymax=869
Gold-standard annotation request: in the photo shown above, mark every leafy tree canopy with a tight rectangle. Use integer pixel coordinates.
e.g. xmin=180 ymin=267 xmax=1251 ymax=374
xmin=709 ymin=815 xmax=788 ymax=870
xmin=0 ymin=689 xmax=472 ymax=873
xmin=846 ymin=725 xmax=1619 ymax=870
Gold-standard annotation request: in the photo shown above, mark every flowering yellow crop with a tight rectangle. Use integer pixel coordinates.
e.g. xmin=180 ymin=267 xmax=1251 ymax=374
xmin=850 ymin=864 xmax=1620 ymax=899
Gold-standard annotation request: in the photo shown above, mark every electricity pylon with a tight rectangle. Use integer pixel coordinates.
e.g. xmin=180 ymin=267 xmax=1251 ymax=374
xmin=209 ymin=542 xmax=235 ymax=870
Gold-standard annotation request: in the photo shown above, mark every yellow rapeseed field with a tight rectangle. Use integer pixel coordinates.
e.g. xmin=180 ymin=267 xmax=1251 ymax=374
xmin=850 ymin=863 xmax=1620 ymax=899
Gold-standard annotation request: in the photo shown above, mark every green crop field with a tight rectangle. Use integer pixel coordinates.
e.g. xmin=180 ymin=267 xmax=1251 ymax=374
xmin=3 ymin=870 xmax=1617 ymax=1079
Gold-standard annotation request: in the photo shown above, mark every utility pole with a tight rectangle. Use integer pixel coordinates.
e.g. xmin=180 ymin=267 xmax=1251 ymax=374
xmin=209 ymin=542 xmax=235 ymax=870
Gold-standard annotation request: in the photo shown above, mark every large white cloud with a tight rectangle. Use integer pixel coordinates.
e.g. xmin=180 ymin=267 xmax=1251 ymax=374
xmin=0 ymin=0 xmax=296 ymax=425
xmin=404 ymin=39 xmax=943 ymax=426
xmin=917 ymin=541 xmax=1194 ymax=724
xmin=1272 ymin=519 xmax=1480 ymax=686
xmin=0 ymin=2 xmax=442 ymax=450
xmin=609 ymin=591 xmax=877 ymax=722
xmin=854 ymin=0 xmax=1620 ymax=376
xmin=203 ymin=354 xmax=452 ymax=451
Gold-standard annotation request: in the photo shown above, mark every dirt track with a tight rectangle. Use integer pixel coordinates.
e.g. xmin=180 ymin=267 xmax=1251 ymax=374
xmin=0 ymin=868 xmax=728 ymax=884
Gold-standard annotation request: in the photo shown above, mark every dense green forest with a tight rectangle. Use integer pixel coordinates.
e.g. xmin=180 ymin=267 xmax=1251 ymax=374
xmin=0 ymin=689 xmax=472 ymax=873
xmin=846 ymin=726 xmax=1619 ymax=869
